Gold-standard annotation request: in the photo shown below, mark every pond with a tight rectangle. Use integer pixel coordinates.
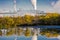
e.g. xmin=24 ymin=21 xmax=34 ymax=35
xmin=0 ymin=26 xmax=60 ymax=40
xmin=0 ymin=36 xmax=59 ymax=40
xmin=21 ymin=25 xmax=60 ymax=28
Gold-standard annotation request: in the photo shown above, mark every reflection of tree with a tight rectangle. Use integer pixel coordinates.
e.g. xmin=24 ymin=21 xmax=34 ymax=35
xmin=24 ymin=28 xmax=31 ymax=37
xmin=40 ymin=28 xmax=60 ymax=37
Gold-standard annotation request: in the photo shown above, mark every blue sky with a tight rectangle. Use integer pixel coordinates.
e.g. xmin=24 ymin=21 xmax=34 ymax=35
xmin=0 ymin=0 xmax=58 ymax=12
xmin=37 ymin=0 xmax=58 ymax=12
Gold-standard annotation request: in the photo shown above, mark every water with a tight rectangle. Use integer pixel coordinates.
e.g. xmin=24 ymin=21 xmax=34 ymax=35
xmin=0 ymin=26 xmax=60 ymax=40
xmin=0 ymin=36 xmax=59 ymax=40
xmin=25 ymin=25 xmax=60 ymax=28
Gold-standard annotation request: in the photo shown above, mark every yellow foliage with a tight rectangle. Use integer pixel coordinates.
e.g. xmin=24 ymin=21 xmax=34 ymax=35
xmin=25 ymin=28 xmax=31 ymax=37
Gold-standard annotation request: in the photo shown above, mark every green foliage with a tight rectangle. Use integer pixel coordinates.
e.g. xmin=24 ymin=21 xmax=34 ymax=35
xmin=0 ymin=13 xmax=60 ymax=29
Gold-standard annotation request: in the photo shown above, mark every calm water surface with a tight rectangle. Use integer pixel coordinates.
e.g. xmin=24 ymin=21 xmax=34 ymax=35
xmin=0 ymin=26 xmax=60 ymax=40
xmin=0 ymin=36 xmax=59 ymax=40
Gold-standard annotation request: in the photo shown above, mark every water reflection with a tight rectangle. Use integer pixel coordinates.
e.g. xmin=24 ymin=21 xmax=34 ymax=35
xmin=0 ymin=26 xmax=60 ymax=40
xmin=0 ymin=27 xmax=39 ymax=36
xmin=32 ymin=28 xmax=37 ymax=40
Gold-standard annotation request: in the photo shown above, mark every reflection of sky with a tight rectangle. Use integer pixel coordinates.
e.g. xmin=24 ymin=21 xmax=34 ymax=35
xmin=0 ymin=36 xmax=58 ymax=40
xmin=0 ymin=0 xmax=58 ymax=12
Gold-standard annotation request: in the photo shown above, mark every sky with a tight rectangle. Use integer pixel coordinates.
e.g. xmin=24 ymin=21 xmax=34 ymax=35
xmin=0 ymin=0 xmax=60 ymax=13
xmin=37 ymin=0 xmax=58 ymax=12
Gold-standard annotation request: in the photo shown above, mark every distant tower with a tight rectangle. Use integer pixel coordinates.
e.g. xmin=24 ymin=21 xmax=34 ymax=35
xmin=14 ymin=0 xmax=16 ymax=12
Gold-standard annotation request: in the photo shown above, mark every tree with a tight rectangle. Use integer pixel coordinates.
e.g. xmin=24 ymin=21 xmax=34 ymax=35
xmin=24 ymin=15 xmax=34 ymax=24
xmin=3 ymin=17 xmax=14 ymax=29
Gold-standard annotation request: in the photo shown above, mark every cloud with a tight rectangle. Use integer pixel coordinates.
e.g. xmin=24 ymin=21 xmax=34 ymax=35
xmin=0 ymin=10 xmax=9 ymax=13
xmin=51 ymin=0 xmax=60 ymax=13
xmin=51 ymin=1 xmax=55 ymax=6
xmin=31 ymin=0 xmax=37 ymax=10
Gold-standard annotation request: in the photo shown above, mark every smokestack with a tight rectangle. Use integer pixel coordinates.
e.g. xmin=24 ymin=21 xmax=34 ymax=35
xmin=14 ymin=0 xmax=16 ymax=12
xmin=31 ymin=0 xmax=37 ymax=10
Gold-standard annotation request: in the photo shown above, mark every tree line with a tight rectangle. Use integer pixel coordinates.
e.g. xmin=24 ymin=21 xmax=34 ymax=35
xmin=0 ymin=13 xmax=60 ymax=29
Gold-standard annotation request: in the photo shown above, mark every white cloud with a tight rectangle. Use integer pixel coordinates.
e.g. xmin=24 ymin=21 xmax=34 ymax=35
xmin=51 ymin=0 xmax=60 ymax=13
xmin=51 ymin=1 xmax=55 ymax=6
xmin=31 ymin=0 xmax=37 ymax=10
xmin=45 ymin=8 xmax=55 ymax=13
xmin=0 ymin=10 xmax=9 ymax=13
